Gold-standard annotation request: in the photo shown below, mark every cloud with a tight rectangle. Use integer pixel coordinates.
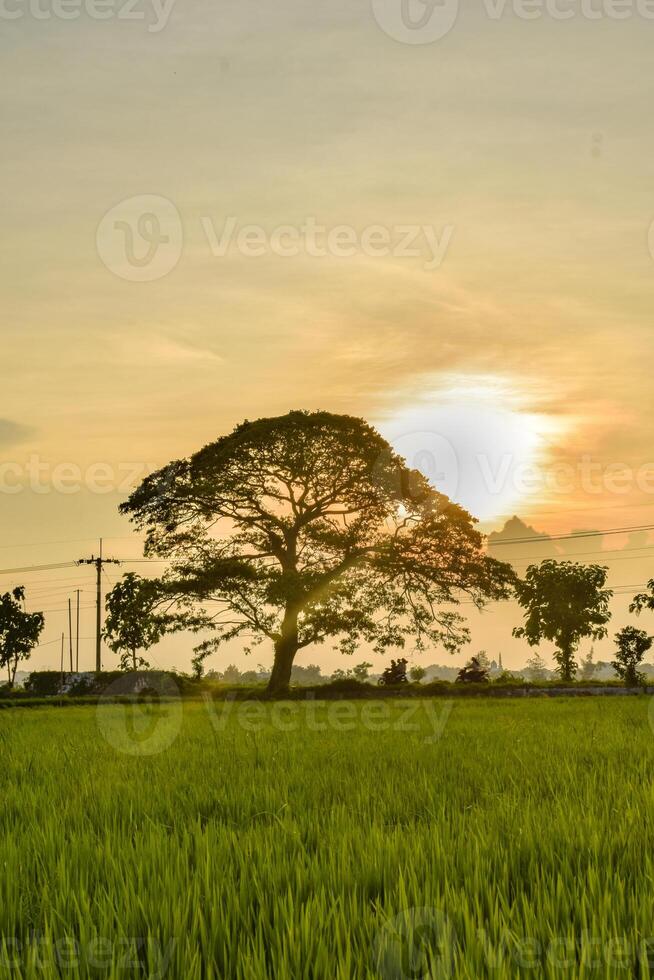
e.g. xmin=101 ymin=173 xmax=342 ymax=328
xmin=0 ymin=419 xmax=34 ymax=450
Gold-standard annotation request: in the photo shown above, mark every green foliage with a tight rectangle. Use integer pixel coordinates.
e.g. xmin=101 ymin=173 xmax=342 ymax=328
xmin=409 ymin=664 xmax=427 ymax=683
xmin=612 ymin=626 xmax=653 ymax=687
xmin=579 ymin=647 xmax=597 ymax=681
xmin=513 ymin=561 xmax=612 ymax=682
xmin=630 ymin=579 xmax=654 ymax=615
xmin=2 ymin=700 xmax=654 ymax=975
xmin=332 ymin=662 xmax=373 ymax=683
xmin=121 ymin=411 xmax=515 ymax=693
xmin=0 ymin=587 xmax=44 ymax=687
xmin=104 ymin=573 xmax=174 ymax=671
xmin=23 ymin=671 xmax=63 ymax=697
xmin=290 ymin=663 xmax=324 ymax=685
xmin=524 ymin=653 xmax=549 ymax=682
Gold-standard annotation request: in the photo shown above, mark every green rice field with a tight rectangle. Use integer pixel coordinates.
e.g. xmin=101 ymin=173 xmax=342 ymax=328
xmin=2 ymin=697 xmax=654 ymax=978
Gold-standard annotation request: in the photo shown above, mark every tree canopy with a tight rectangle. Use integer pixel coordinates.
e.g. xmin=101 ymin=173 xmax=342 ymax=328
xmin=513 ymin=560 xmax=612 ymax=682
xmin=0 ymin=587 xmax=44 ymax=687
xmin=612 ymin=626 xmax=652 ymax=687
xmin=104 ymin=573 xmax=174 ymax=672
xmin=630 ymin=580 xmax=654 ymax=616
xmin=121 ymin=411 xmax=515 ymax=693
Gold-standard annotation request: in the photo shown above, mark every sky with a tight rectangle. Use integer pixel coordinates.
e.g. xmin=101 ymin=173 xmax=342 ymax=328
xmin=1 ymin=0 xmax=653 ymax=673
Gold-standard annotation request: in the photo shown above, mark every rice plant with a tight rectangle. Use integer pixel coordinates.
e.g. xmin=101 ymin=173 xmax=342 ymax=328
xmin=1 ymin=697 xmax=653 ymax=978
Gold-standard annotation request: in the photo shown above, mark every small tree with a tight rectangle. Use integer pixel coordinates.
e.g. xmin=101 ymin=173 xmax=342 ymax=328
xmin=0 ymin=588 xmax=44 ymax=688
xmin=612 ymin=626 xmax=652 ymax=687
xmin=351 ymin=661 xmax=373 ymax=682
xmin=409 ymin=664 xmax=427 ymax=683
xmin=579 ymin=647 xmax=596 ymax=681
xmin=456 ymin=655 xmax=489 ymax=684
xmin=104 ymin=573 xmax=171 ymax=672
xmin=291 ymin=663 xmax=324 ymax=685
xmin=524 ymin=653 xmax=548 ymax=682
xmin=379 ymin=658 xmax=409 ymax=686
xmin=513 ymin=561 xmax=612 ymax=682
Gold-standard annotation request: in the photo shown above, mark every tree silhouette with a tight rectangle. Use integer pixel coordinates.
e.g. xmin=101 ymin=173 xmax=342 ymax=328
xmin=524 ymin=653 xmax=548 ymax=681
xmin=630 ymin=580 xmax=654 ymax=616
xmin=0 ymin=588 xmax=44 ymax=688
xmin=104 ymin=573 xmax=174 ymax=672
xmin=121 ymin=411 xmax=514 ymax=695
xmin=612 ymin=626 xmax=652 ymax=687
xmin=513 ymin=561 xmax=612 ymax=682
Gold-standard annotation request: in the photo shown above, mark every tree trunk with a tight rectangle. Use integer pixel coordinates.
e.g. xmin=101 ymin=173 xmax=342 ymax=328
xmin=266 ymin=608 xmax=299 ymax=696
xmin=557 ymin=641 xmax=575 ymax=683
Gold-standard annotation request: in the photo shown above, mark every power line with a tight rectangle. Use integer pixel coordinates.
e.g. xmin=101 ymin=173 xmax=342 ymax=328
xmin=487 ymin=524 xmax=654 ymax=547
xmin=0 ymin=561 xmax=77 ymax=576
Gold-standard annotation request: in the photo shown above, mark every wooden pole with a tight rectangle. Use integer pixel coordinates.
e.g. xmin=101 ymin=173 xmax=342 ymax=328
xmin=68 ymin=598 xmax=74 ymax=672
xmin=96 ymin=539 xmax=103 ymax=674
xmin=76 ymin=590 xmax=80 ymax=673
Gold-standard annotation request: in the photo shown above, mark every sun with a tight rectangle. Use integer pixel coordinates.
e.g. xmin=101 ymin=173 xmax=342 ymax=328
xmin=375 ymin=374 xmax=565 ymax=524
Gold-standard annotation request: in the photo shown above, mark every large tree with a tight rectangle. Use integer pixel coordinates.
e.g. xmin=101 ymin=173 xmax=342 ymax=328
xmin=513 ymin=560 xmax=612 ymax=682
xmin=0 ymin=588 xmax=45 ymax=688
xmin=121 ymin=411 xmax=514 ymax=694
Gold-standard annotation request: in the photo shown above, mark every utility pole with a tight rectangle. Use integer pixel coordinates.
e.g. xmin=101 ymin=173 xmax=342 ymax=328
xmin=68 ymin=598 xmax=73 ymax=672
xmin=75 ymin=590 xmax=80 ymax=673
xmin=77 ymin=540 xmax=120 ymax=674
